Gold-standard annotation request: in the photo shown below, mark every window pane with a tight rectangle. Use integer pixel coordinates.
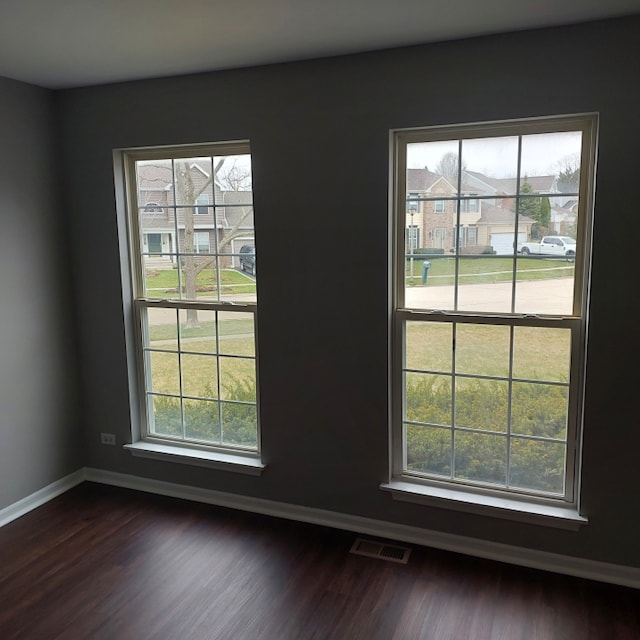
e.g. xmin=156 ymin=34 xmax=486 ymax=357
xmin=184 ymin=398 xmax=220 ymax=442
xmin=179 ymin=309 xmax=217 ymax=354
xmin=514 ymin=256 xmax=575 ymax=316
xmin=181 ymin=354 xmax=218 ymax=399
xmin=511 ymin=382 xmax=568 ymax=439
xmin=136 ymin=159 xmax=172 ymax=208
xmin=509 ymin=438 xmax=566 ymax=494
xmin=404 ymin=373 xmax=452 ymax=426
xmin=148 ymin=351 xmax=180 ymax=395
xmin=454 ymin=378 xmax=508 ymax=432
xmin=150 ymin=394 xmax=182 ymax=438
xmin=405 ymin=321 xmax=453 ymax=373
xmin=147 ymin=307 xmax=178 ymax=349
xmin=405 ymin=255 xmax=455 ymax=310
xmin=222 ymin=402 xmax=257 ymax=448
xmin=219 ymin=356 xmax=256 ymax=402
xmin=457 ymin=256 xmax=514 ymax=313
xmin=454 ymin=431 xmax=507 ymax=485
xmin=214 ymin=155 xmax=253 ymax=204
xmin=513 ymin=326 xmax=571 ymax=382
xmin=173 ymin=157 xmax=214 ymax=206
xmin=477 ymin=196 xmax=521 ymax=258
xmin=407 ymin=140 xmax=460 ymax=193
xmin=520 ymin=131 xmax=582 ymax=186
xmin=455 ymin=324 xmax=510 ymax=377
xmin=218 ymin=311 xmax=255 ymax=356
xmin=143 ymin=255 xmax=180 ymax=299
xmin=461 ymin=136 xmax=519 ymax=186
xmin=406 ymin=424 xmax=452 ymax=476
xmin=177 ymin=228 xmax=214 ymax=256
xmin=178 ymin=259 xmax=220 ymax=302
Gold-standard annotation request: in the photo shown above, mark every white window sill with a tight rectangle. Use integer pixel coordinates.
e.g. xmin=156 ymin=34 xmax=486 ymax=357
xmin=123 ymin=442 xmax=266 ymax=476
xmin=380 ymin=479 xmax=588 ymax=531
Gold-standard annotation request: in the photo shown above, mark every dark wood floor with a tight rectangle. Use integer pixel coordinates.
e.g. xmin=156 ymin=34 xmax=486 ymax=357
xmin=0 ymin=483 xmax=638 ymax=640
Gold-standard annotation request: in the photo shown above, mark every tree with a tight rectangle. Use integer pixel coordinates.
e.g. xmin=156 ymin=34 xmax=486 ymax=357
xmin=518 ymin=179 xmax=550 ymax=238
xmin=175 ymin=158 xmax=253 ymax=328
xmin=555 ymin=153 xmax=580 ymax=187
xmin=436 ymin=152 xmax=461 ymax=183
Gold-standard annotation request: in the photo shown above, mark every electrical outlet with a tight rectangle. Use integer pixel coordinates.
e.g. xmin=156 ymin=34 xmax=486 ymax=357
xmin=100 ymin=433 xmax=116 ymax=446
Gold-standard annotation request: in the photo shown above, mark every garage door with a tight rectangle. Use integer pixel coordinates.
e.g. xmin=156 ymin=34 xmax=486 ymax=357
xmin=490 ymin=232 xmax=526 ymax=255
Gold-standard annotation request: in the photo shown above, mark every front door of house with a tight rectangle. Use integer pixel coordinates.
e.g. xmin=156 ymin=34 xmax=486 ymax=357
xmin=147 ymin=233 xmax=162 ymax=254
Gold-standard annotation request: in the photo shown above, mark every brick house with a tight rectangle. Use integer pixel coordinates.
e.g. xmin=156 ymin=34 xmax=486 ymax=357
xmin=406 ymin=168 xmax=555 ymax=254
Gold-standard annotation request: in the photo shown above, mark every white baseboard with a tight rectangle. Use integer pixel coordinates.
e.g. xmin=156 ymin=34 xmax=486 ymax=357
xmin=83 ymin=467 xmax=640 ymax=590
xmin=0 ymin=469 xmax=85 ymax=528
xmin=2 ymin=467 xmax=638 ymax=589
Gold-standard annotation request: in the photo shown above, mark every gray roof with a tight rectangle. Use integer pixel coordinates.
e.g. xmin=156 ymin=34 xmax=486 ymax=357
xmin=407 ymin=168 xmax=454 ymax=192
xmin=463 ymin=171 xmax=556 ymax=195
xmin=477 ymin=202 xmax=534 ymax=225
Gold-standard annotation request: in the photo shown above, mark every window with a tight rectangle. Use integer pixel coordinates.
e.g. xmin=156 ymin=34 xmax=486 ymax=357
xmin=120 ymin=142 xmax=261 ymax=466
xmin=458 ymin=226 xmax=477 ymax=248
xmin=434 ymin=199 xmax=445 ymax=213
xmin=143 ymin=202 xmax=164 ymax=212
xmin=194 ymin=231 xmax=210 ymax=254
xmin=407 ymin=226 xmax=420 ymax=251
xmin=389 ymin=115 xmax=596 ymax=522
xmin=462 ymin=194 xmax=479 ymax=213
xmin=196 ymin=193 xmax=209 ymax=214
xmin=407 ymin=192 xmax=420 ymax=213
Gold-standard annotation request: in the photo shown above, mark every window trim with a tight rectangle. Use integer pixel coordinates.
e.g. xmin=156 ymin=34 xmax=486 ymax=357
xmin=387 ymin=114 xmax=597 ymax=522
xmin=117 ymin=141 xmax=263 ymax=469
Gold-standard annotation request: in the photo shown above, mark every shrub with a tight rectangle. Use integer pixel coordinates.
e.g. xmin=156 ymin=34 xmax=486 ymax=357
xmin=152 ymin=377 xmax=258 ymax=448
xmin=413 ymin=248 xmax=445 ymax=255
xmin=404 ymin=378 xmax=566 ymax=492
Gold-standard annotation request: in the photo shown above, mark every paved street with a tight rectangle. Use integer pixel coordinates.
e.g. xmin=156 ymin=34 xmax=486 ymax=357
xmin=405 ymin=277 xmax=575 ymax=315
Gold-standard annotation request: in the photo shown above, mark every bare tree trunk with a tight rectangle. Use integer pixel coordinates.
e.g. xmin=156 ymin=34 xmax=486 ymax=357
xmin=174 ymin=156 xmax=252 ymax=328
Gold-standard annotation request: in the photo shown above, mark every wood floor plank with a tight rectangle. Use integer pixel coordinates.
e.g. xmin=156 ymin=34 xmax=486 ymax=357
xmin=0 ymin=482 xmax=638 ymax=640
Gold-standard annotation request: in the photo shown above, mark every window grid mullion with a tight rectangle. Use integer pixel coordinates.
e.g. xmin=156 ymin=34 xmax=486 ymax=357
xmin=511 ymin=135 xmax=523 ymax=314
xmin=451 ymin=323 xmax=457 ymax=480
xmin=215 ymin=310 xmax=223 ymax=444
xmin=506 ymin=325 xmax=515 ymax=489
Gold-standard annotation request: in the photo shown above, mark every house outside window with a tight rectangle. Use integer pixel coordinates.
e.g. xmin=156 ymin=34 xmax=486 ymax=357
xmin=389 ymin=115 xmax=596 ymax=523
xmin=119 ymin=141 xmax=261 ymax=465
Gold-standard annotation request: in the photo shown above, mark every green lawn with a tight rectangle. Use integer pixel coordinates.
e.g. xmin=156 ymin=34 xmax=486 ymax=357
xmin=148 ymin=317 xmax=255 ymax=342
xmin=406 ymin=256 xmax=574 ymax=285
xmin=145 ymin=267 xmax=256 ymax=297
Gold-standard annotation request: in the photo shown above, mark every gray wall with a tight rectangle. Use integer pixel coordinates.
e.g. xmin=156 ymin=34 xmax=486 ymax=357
xmin=57 ymin=17 xmax=640 ymax=568
xmin=0 ymin=77 xmax=81 ymax=510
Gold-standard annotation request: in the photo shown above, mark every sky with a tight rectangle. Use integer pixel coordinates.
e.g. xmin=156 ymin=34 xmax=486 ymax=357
xmin=407 ymin=131 xmax=582 ymax=179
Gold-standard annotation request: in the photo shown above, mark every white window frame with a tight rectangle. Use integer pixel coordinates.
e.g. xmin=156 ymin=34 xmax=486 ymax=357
xmin=384 ymin=114 xmax=597 ymax=528
xmin=117 ymin=141 xmax=264 ymax=475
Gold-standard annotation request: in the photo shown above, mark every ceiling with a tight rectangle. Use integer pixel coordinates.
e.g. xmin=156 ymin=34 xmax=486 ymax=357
xmin=0 ymin=0 xmax=638 ymax=89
